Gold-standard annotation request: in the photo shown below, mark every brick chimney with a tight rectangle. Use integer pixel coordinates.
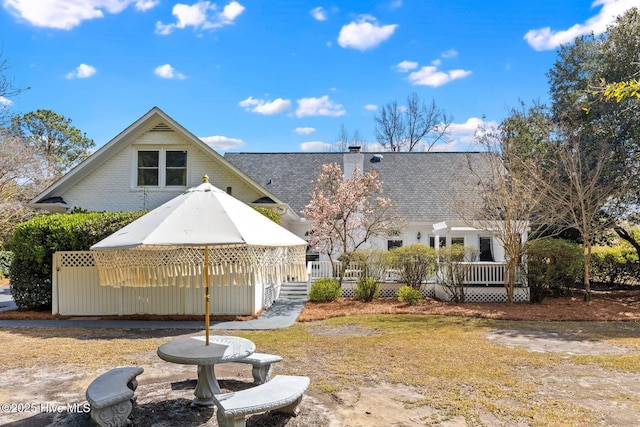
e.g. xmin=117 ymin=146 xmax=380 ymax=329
xmin=343 ymin=146 xmax=364 ymax=180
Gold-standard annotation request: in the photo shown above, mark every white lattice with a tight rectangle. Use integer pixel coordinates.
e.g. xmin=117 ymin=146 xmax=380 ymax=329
xmin=339 ymin=283 xmax=436 ymax=298
xmin=60 ymin=252 xmax=96 ymax=267
xmin=434 ymin=284 xmax=530 ymax=302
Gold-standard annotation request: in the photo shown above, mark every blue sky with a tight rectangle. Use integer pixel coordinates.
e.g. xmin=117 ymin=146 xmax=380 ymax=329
xmin=0 ymin=0 xmax=637 ymax=153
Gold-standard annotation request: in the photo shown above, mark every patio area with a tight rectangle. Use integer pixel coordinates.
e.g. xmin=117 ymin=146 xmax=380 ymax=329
xmin=2 ymin=301 xmax=640 ymax=427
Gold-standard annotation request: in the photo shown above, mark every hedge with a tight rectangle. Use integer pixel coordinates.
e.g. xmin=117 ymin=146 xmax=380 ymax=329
xmin=525 ymin=238 xmax=583 ymax=303
xmin=10 ymin=211 xmax=146 ymax=309
xmin=0 ymin=251 xmax=13 ymax=279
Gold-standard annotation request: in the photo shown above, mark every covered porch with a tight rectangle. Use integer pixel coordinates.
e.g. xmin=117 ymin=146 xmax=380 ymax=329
xmin=306 ymin=260 xmax=529 ymax=303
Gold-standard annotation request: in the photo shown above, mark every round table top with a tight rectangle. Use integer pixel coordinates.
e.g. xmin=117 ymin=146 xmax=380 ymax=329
xmin=157 ymin=335 xmax=255 ymax=365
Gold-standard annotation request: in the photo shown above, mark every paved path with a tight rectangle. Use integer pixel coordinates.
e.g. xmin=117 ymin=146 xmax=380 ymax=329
xmin=0 ymin=285 xmax=16 ymax=312
xmin=0 ymin=285 xmax=305 ymax=330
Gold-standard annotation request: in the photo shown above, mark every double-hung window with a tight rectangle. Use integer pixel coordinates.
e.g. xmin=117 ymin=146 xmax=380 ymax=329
xmin=136 ymin=149 xmax=187 ymax=187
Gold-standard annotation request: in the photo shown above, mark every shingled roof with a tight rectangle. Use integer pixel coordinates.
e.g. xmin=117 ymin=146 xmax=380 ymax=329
xmin=224 ymin=151 xmax=492 ymax=222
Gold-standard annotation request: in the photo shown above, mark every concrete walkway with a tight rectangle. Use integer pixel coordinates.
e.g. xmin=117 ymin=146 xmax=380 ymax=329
xmin=0 ymin=285 xmax=306 ymax=330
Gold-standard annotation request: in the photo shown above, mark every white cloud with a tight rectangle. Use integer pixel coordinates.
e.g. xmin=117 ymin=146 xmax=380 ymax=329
xmin=389 ymin=0 xmax=402 ymax=10
xmin=441 ymin=49 xmax=458 ymax=59
xmin=524 ymin=0 xmax=637 ymax=51
xmin=154 ymin=64 xmax=186 ymax=79
xmin=200 ymin=135 xmax=244 ymax=151
xmin=431 ymin=117 xmax=499 ymax=152
xmin=310 ymin=6 xmax=326 ymax=21
xmin=396 ymin=60 xmax=418 ymax=72
xmin=407 ymin=66 xmax=471 ymax=87
xmin=135 ymin=0 xmax=160 ymax=11
xmin=364 ymin=104 xmax=377 ymax=111
xmin=295 ymin=95 xmax=346 ymax=117
xmin=155 ymin=1 xmax=245 ymax=35
xmin=238 ymin=96 xmax=291 ymax=115
xmin=221 ymin=1 xmax=244 ymax=22
xmin=301 ymin=141 xmax=332 ymax=151
xmin=338 ymin=15 xmax=397 ymax=51
xmin=295 ymin=127 xmax=316 ymax=135
xmin=0 ymin=96 xmax=13 ymax=106
xmin=65 ymin=63 xmax=97 ymax=79
xmin=3 ymin=0 xmax=157 ymax=30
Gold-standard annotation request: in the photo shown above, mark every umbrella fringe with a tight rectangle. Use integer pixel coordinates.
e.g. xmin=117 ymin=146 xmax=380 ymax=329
xmin=91 ymin=245 xmax=307 ymax=288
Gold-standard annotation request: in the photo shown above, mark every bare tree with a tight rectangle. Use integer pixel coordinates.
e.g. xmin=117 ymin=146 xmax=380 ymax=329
xmin=0 ymin=130 xmax=50 ymax=248
xmin=452 ymin=130 xmax=543 ymax=303
xmin=531 ymin=124 xmax=627 ymax=301
xmin=334 ymin=124 xmax=368 ymax=152
xmin=374 ymin=93 xmax=451 ymax=151
xmin=0 ymin=50 xmax=27 ymax=126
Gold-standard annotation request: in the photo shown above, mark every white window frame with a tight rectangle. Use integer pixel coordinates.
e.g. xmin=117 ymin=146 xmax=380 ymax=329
xmin=133 ymin=147 xmax=189 ymax=190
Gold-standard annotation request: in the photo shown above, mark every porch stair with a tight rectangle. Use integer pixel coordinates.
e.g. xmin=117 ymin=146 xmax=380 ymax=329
xmin=279 ymin=282 xmax=308 ymax=300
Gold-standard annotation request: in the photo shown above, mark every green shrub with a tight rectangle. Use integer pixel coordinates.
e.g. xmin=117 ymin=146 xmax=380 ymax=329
xmin=390 ymin=244 xmax=436 ymax=289
xmin=525 ymin=238 xmax=583 ymax=303
xmin=349 ymin=249 xmax=392 ymax=282
xmin=354 ymin=277 xmax=379 ymax=302
xmin=252 ymin=206 xmax=281 ymax=224
xmin=591 ymin=246 xmax=638 ymax=287
xmin=397 ymin=285 xmax=422 ymax=305
xmin=309 ymin=278 xmax=342 ymax=302
xmin=437 ymin=245 xmax=479 ymax=302
xmin=0 ymin=251 xmax=13 ymax=278
xmin=10 ymin=211 xmax=146 ymax=309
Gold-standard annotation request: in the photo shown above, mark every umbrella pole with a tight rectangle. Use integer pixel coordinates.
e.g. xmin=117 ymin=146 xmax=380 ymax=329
xmin=205 ymin=246 xmax=210 ymax=346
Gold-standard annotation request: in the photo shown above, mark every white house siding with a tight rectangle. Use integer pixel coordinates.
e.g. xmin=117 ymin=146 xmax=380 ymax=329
xmin=60 ymin=130 xmax=264 ymax=212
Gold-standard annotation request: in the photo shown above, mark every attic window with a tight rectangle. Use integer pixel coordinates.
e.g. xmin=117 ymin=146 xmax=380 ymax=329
xmin=137 ymin=149 xmax=187 ymax=187
xmin=150 ymin=122 xmax=173 ymax=132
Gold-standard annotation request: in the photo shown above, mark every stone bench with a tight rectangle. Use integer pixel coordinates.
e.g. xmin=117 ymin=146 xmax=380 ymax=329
xmin=86 ymin=366 xmax=144 ymax=427
xmin=232 ymin=352 xmax=282 ymax=384
xmin=213 ymin=374 xmax=310 ymax=427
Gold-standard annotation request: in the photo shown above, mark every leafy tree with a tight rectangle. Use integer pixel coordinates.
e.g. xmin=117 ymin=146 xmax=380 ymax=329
xmin=374 ymin=92 xmax=451 ymax=151
xmin=9 ymin=109 xmax=95 ymax=179
xmin=600 ymin=78 xmax=640 ymax=102
xmin=548 ymin=7 xmax=640 ymax=266
xmin=302 ymin=162 xmax=404 ymax=284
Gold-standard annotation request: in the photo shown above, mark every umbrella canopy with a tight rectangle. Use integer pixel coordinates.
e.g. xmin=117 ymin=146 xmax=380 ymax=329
xmin=91 ymin=177 xmax=308 ymax=345
xmin=90 ymin=178 xmax=308 ymax=289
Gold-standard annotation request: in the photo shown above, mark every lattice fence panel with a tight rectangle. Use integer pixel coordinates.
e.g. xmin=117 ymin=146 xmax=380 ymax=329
xmin=340 ymin=284 xmax=435 ymax=298
xmin=60 ymin=252 xmax=96 ymax=267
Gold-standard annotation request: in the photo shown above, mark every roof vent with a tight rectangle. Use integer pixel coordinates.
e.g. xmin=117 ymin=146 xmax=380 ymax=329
xmin=370 ymin=154 xmax=383 ymax=163
xmin=150 ymin=122 xmax=173 ymax=132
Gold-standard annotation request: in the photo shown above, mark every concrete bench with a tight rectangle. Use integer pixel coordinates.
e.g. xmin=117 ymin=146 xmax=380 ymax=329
xmin=213 ymin=374 xmax=310 ymax=427
xmin=86 ymin=366 xmax=144 ymax=427
xmin=233 ymin=352 xmax=282 ymax=384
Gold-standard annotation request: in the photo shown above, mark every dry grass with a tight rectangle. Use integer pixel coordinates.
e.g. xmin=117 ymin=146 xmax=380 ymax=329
xmin=2 ymin=293 xmax=640 ymax=426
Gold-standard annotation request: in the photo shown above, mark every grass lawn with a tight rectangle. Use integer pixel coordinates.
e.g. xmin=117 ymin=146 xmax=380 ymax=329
xmin=2 ymin=313 xmax=640 ymax=426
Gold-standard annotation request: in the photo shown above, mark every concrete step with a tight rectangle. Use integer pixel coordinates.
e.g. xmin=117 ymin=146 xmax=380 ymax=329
xmin=279 ymin=282 xmax=308 ymax=300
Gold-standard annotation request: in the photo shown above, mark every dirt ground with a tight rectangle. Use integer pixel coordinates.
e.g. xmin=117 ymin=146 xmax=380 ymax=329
xmin=2 ymin=290 xmax=640 ymax=426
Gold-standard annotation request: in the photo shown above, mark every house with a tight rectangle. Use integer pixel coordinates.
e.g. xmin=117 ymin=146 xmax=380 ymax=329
xmin=28 ymin=107 xmax=300 ymax=228
xmin=224 ymin=148 xmax=508 ymax=263
xmin=29 ymin=107 xmax=529 ymax=314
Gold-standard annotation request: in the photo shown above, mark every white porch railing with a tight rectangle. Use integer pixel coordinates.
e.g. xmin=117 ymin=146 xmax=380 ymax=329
xmin=307 ymin=260 xmax=515 ymax=286
xmin=305 ymin=260 xmax=529 ymax=302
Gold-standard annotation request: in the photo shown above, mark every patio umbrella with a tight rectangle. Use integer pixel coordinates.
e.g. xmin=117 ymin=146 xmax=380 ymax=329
xmin=90 ymin=176 xmax=308 ymax=345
